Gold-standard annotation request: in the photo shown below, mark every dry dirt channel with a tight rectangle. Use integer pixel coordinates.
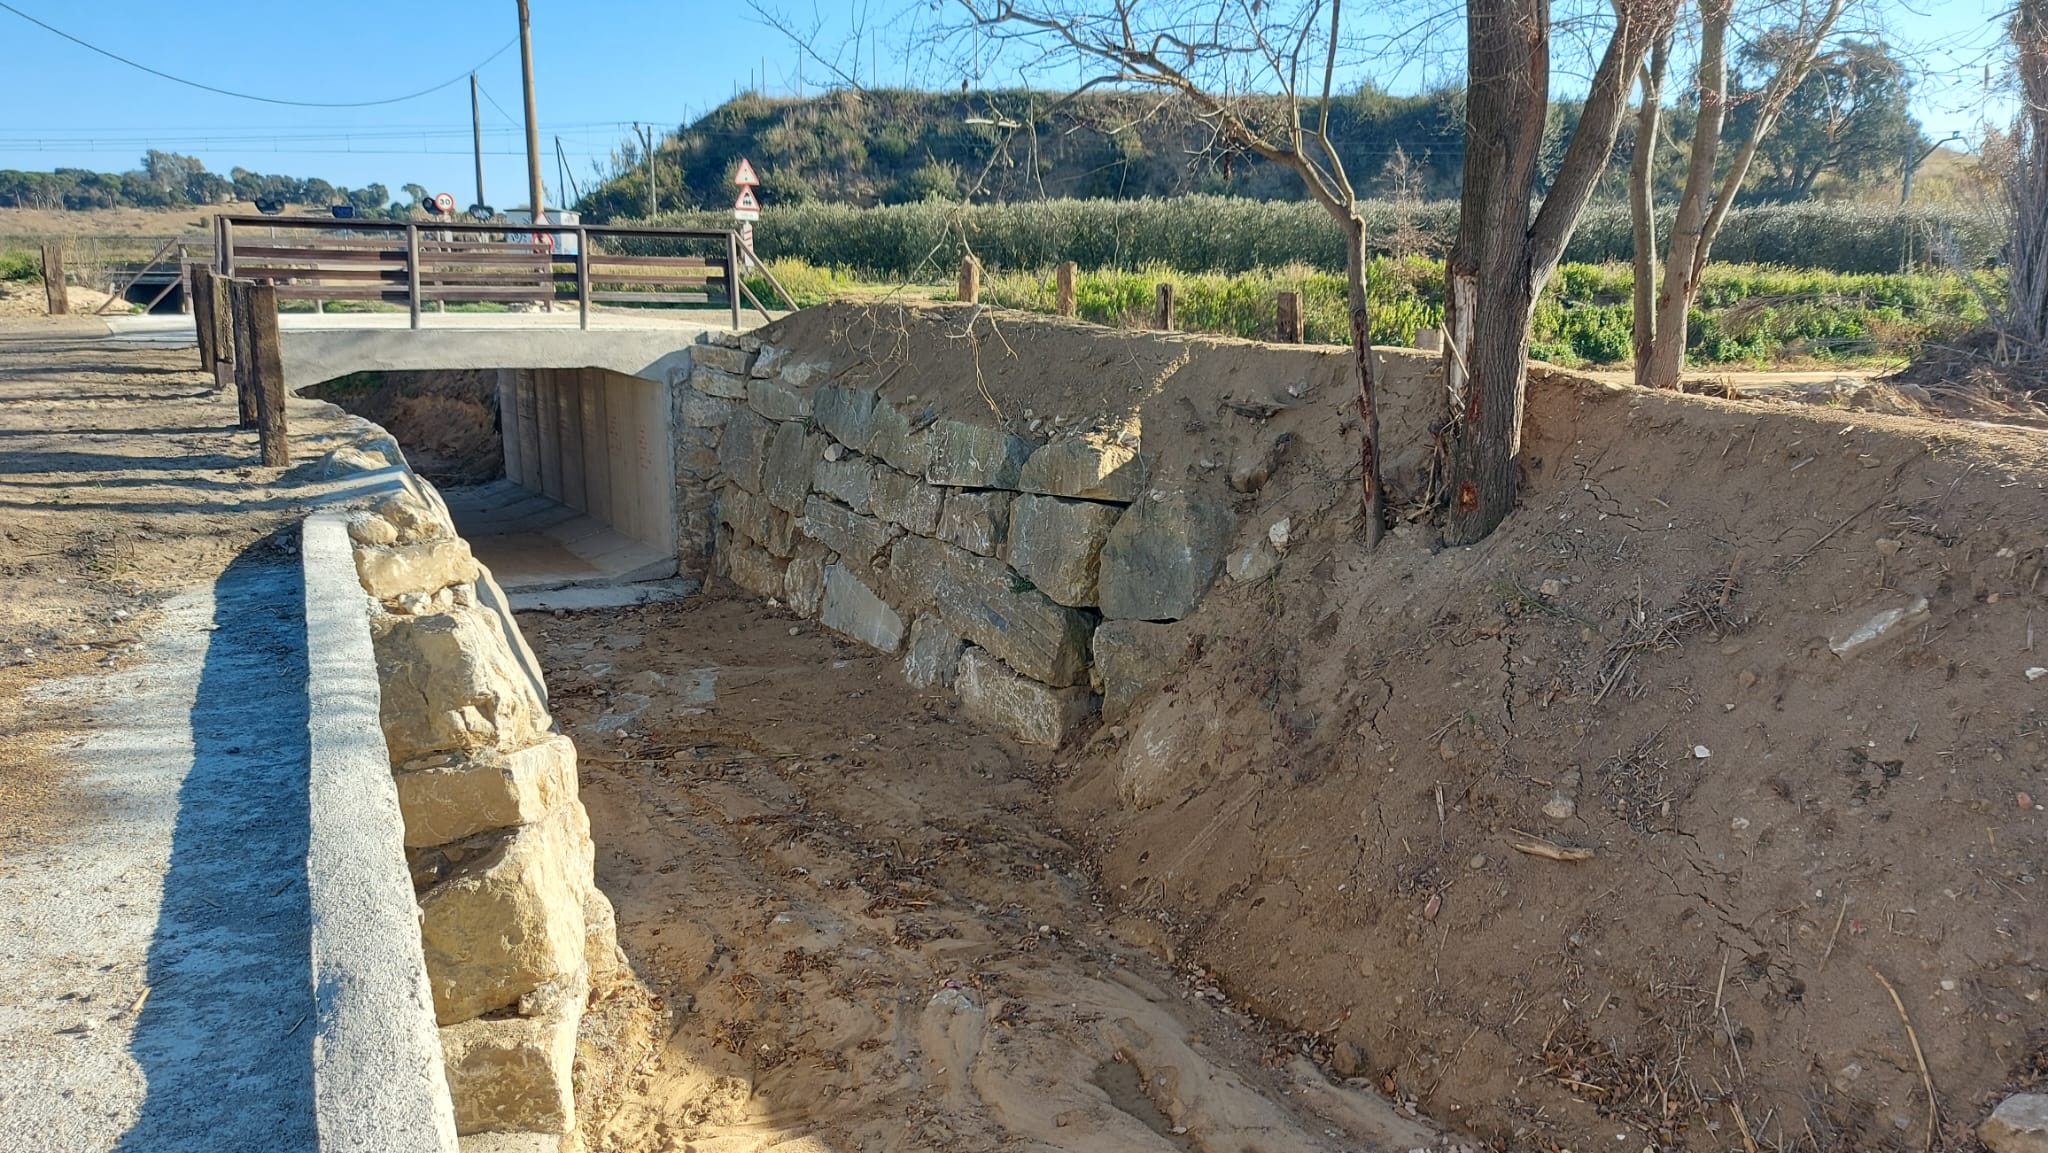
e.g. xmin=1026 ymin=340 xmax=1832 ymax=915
xmin=524 ymin=593 xmax=1456 ymax=1153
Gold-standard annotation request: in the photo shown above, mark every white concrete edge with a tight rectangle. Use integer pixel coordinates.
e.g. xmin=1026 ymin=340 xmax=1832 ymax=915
xmin=300 ymin=511 xmax=461 ymax=1153
xmin=278 ymin=326 xmax=703 ymax=392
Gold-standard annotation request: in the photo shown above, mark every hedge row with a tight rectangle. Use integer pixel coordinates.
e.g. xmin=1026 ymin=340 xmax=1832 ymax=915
xmin=641 ymin=196 xmax=2000 ymax=278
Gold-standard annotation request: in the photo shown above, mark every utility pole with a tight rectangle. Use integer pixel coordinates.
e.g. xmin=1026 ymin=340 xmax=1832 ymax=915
xmin=469 ymin=74 xmax=486 ymax=213
xmin=517 ymin=0 xmax=546 ymax=223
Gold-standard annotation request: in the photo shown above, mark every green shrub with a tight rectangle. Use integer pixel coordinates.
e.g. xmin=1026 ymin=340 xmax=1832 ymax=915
xmin=0 ymin=249 xmax=41 ymax=281
xmin=633 ymin=197 xmax=1998 ymax=279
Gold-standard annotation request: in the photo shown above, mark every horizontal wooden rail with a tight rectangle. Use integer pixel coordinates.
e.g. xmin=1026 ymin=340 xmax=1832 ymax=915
xmin=216 ymin=215 xmax=755 ymax=328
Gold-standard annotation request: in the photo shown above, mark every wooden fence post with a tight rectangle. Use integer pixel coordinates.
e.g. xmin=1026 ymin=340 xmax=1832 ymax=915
xmin=192 ymin=266 xmax=218 ymax=371
xmin=40 ymin=245 xmax=68 ymax=316
xmin=209 ymin=272 xmax=235 ymax=392
xmin=229 ymin=279 xmax=289 ymax=465
xmin=1154 ymin=282 xmax=1175 ymax=331
xmin=957 ymin=255 xmax=981 ymax=303
xmin=1276 ymin=290 xmax=1302 ymax=343
xmin=1055 ymin=261 xmax=1076 ymax=318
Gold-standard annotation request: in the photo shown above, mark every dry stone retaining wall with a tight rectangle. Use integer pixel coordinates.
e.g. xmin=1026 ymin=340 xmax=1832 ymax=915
xmin=322 ymin=437 xmax=621 ymax=1145
xmin=671 ymin=312 xmax=1423 ymax=747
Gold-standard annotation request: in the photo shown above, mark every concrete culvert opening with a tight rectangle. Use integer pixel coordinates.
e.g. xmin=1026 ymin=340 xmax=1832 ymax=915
xmin=308 ymin=366 xmax=681 ymax=593
xmin=528 ymin=303 xmax=2048 ymax=1153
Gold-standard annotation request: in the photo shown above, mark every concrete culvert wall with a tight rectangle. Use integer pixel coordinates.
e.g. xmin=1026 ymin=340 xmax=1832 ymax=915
xmin=677 ymin=301 xmax=2048 ymax=1153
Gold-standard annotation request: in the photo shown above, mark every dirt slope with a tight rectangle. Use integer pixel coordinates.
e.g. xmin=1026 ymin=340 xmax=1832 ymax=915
xmin=1061 ymin=372 xmax=2048 ymax=1151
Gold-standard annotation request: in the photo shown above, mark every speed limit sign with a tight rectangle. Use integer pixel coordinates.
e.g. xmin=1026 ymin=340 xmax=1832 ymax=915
xmin=431 ymin=191 xmax=456 ymax=214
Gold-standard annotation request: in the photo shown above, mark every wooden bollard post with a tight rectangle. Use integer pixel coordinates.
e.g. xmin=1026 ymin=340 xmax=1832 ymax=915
xmin=1276 ymin=290 xmax=1303 ymax=343
xmin=40 ymin=245 xmax=68 ymax=316
xmin=1154 ymin=282 xmax=1175 ymax=331
xmin=192 ymin=267 xmax=218 ymax=372
xmin=956 ymin=255 xmax=981 ymax=303
xmin=229 ymin=279 xmax=289 ymax=466
xmin=1055 ymin=261 xmax=1076 ymax=318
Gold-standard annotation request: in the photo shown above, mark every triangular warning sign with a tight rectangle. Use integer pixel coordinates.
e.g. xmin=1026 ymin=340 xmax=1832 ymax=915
xmin=733 ymin=158 xmax=759 ymax=186
xmin=734 ymin=186 xmax=760 ymax=211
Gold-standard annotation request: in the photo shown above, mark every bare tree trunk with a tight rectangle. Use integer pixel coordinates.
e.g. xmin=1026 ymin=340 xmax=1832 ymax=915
xmin=1443 ymin=0 xmax=1548 ymax=546
xmin=1647 ymin=0 xmax=1731 ymax=391
xmin=1639 ymin=0 xmax=1844 ymax=389
xmin=1630 ymin=33 xmax=1671 ymax=390
xmin=2010 ymin=0 xmax=2048 ymax=348
xmin=1343 ymin=214 xmax=1385 ymax=546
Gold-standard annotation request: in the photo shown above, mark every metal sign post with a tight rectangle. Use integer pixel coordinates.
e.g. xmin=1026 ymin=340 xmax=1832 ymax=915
xmin=733 ymin=158 xmax=760 ymax=269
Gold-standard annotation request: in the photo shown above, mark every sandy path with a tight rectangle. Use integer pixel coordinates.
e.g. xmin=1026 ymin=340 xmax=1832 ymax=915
xmin=525 ymin=594 xmax=1458 ymax=1153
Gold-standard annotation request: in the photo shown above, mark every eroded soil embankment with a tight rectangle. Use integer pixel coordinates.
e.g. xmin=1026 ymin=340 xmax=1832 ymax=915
xmin=525 ymin=596 xmax=1452 ymax=1153
xmin=1061 ymin=374 xmax=2048 ymax=1152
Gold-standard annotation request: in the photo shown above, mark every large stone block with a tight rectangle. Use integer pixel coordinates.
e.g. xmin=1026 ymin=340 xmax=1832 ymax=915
xmin=394 ymin=733 xmax=579 ymax=849
xmin=718 ymin=484 xmax=796 ymax=557
xmin=800 ymin=496 xmax=897 ymax=566
xmin=692 ymin=342 xmax=753 ymax=376
xmin=749 ymin=375 xmax=814 ymax=422
xmin=813 ymin=455 xmax=875 ymax=514
xmin=936 ymin=489 xmax=1012 ymax=558
xmin=872 ymin=467 xmax=943 ymax=535
xmin=372 ymin=604 xmax=552 ymax=763
xmin=1098 ymin=489 xmax=1235 ymax=621
xmin=902 ymin=615 xmax=966 ymax=690
xmin=820 ymin=564 xmax=906 ymax=652
xmin=783 ymin=538 xmax=834 ymax=618
xmin=354 ymin=536 xmax=480 ymax=601
xmin=1019 ymin=436 xmax=1147 ymax=503
xmin=717 ymin=409 xmax=772 ymax=494
xmin=763 ymin=421 xmax=823 ymax=514
xmin=926 ymin=419 xmax=1033 ymax=488
xmin=725 ymin=535 xmax=789 ymax=601
xmin=691 ymin=365 xmax=749 ymax=400
xmin=1006 ymin=494 xmax=1120 ymax=607
xmin=676 ymin=390 xmax=735 ymax=430
xmin=865 ymin=398 xmax=934 ymax=475
xmin=417 ymin=808 xmax=588 ymax=1024
xmin=956 ymin=647 xmax=1094 ymax=747
xmin=1091 ymin=619 xmax=1195 ymax=721
xmin=814 ymin=384 xmax=878 ymax=448
xmin=440 ymin=967 xmax=583 ymax=1135
xmin=887 ymin=536 xmax=1094 ymax=688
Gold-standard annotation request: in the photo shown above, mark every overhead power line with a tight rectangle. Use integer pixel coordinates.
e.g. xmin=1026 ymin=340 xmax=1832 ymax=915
xmin=0 ymin=1 xmax=516 ymax=108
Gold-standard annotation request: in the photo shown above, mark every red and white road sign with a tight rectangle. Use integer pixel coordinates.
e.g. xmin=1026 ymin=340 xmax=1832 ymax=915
xmin=431 ymin=191 xmax=455 ymax=214
xmin=733 ymin=186 xmax=761 ymax=221
xmin=733 ymin=157 xmax=759 ymax=186
xmin=738 ymin=221 xmax=755 ymax=248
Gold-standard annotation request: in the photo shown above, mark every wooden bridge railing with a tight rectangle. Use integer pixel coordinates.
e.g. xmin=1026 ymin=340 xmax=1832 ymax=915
xmin=213 ymin=215 xmax=777 ymax=330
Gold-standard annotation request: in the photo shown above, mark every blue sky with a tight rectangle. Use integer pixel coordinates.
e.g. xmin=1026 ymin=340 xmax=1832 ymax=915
xmin=0 ymin=0 xmax=2016 ymax=208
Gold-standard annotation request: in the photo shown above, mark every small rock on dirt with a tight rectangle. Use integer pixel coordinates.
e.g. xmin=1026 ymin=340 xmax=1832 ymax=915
xmin=1982 ymin=1094 xmax=2048 ymax=1153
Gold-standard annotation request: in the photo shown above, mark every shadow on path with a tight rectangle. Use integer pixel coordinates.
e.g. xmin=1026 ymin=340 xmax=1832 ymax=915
xmin=115 ymin=544 xmax=316 ymax=1152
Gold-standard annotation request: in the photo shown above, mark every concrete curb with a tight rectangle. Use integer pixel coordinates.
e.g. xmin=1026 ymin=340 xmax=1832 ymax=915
xmin=300 ymin=511 xmax=460 ymax=1153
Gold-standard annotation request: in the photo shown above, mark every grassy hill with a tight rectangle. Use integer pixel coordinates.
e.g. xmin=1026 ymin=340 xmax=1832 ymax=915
xmin=575 ymin=86 xmax=1469 ymax=219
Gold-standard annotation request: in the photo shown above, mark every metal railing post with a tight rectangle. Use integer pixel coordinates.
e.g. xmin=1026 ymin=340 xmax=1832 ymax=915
xmin=577 ymin=227 xmax=590 ymax=330
xmin=726 ymin=231 xmax=741 ymax=331
xmin=219 ymin=216 xmax=234 ymax=276
xmin=406 ymin=224 xmax=422 ymax=330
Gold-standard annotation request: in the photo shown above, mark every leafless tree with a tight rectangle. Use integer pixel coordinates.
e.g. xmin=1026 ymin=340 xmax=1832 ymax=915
xmin=1627 ymin=0 xmax=1848 ymax=391
xmin=2003 ymin=0 xmax=2048 ymax=355
xmin=958 ymin=0 xmax=1671 ymax=546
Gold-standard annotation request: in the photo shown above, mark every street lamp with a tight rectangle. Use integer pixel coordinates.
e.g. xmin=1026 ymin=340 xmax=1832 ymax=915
xmin=1902 ymin=131 xmax=1967 ymax=205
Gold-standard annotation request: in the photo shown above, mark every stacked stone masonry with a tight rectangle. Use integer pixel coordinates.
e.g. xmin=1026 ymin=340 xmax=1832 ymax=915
xmin=688 ymin=331 xmax=1241 ymax=747
xmin=333 ymin=451 xmax=620 ymax=1146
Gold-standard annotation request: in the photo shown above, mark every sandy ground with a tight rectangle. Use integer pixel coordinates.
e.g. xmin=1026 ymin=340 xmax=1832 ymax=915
xmin=0 ymin=317 xmax=380 ymax=1152
xmin=526 ymin=593 xmax=1460 ymax=1153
